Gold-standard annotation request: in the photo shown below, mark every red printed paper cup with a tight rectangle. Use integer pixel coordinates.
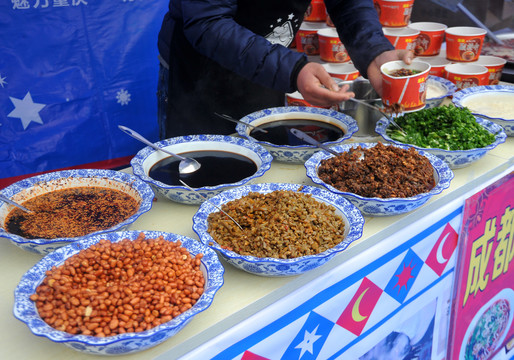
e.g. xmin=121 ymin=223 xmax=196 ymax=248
xmin=374 ymin=0 xmax=415 ymax=27
xmin=408 ymin=22 xmax=447 ymax=56
xmin=323 ymin=63 xmax=360 ymax=81
xmin=285 ymin=91 xmax=337 ymax=110
xmin=296 ymin=22 xmax=326 ymax=55
xmin=445 ymin=26 xmax=487 ymax=62
xmin=381 ymin=60 xmax=431 ymax=111
xmin=304 ymin=0 xmax=327 ymax=22
xmin=444 ymin=63 xmax=489 ymax=90
xmin=413 ymin=56 xmax=451 ymax=77
xmin=318 ymin=28 xmax=349 ymax=63
xmin=383 ymin=27 xmax=420 ymax=51
xmin=474 ymin=55 xmax=507 ymax=85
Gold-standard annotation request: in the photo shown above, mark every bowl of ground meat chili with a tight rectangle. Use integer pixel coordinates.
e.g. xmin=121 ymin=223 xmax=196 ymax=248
xmin=304 ymin=142 xmax=454 ymax=216
xmin=0 ymin=169 xmax=155 ymax=254
xmin=236 ymin=106 xmax=358 ymax=163
xmin=130 ymin=134 xmax=273 ymax=205
xmin=13 ymin=230 xmax=224 ymax=355
xmin=375 ymin=106 xmax=507 ymax=169
xmin=192 ymin=182 xmax=364 ymax=277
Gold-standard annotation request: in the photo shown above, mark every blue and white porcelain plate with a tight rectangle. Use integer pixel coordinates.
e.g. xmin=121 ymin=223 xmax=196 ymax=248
xmin=452 ymin=85 xmax=514 ymax=136
xmin=0 ymin=169 xmax=155 ymax=254
xmin=425 ymin=75 xmax=457 ymax=108
xmin=131 ymin=134 xmax=273 ymax=205
xmin=304 ymin=143 xmax=454 ymax=216
xmin=376 ymin=116 xmax=506 ymax=169
xmin=13 ymin=230 xmax=224 ymax=355
xmin=236 ymin=106 xmax=358 ymax=163
xmin=192 ymin=182 xmax=364 ymax=277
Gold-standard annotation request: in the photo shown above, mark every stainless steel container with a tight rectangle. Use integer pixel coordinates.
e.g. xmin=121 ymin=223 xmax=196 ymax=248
xmin=338 ymin=79 xmax=383 ymax=138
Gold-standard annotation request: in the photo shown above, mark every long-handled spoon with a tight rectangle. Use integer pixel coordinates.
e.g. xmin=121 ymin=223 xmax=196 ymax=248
xmin=214 ymin=113 xmax=268 ymax=134
xmin=118 ymin=125 xmax=201 ymax=175
xmin=347 ymin=98 xmax=406 ymax=134
xmin=0 ymin=194 xmax=32 ymax=213
xmin=289 ymin=128 xmax=340 ymax=157
xmin=178 ymin=180 xmax=243 ymax=230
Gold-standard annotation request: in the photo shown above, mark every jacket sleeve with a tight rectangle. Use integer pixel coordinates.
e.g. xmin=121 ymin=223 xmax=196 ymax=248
xmin=179 ymin=0 xmax=307 ymax=93
xmin=324 ymin=0 xmax=394 ymax=78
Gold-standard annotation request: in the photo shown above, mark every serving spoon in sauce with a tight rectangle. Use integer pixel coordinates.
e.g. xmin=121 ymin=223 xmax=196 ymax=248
xmin=289 ymin=128 xmax=340 ymax=157
xmin=118 ymin=125 xmax=201 ymax=175
xmin=0 ymin=194 xmax=32 ymax=213
xmin=214 ymin=113 xmax=268 ymax=134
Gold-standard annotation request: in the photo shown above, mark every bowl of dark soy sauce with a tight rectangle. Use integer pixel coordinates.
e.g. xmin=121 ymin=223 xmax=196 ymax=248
xmin=130 ymin=135 xmax=273 ymax=205
xmin=236 ymin=106 xmax=358 ymax=163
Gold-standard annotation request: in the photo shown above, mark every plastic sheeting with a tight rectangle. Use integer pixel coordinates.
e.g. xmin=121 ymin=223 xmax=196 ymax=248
xmin=0 ymin=1 xmax=168 ymax=183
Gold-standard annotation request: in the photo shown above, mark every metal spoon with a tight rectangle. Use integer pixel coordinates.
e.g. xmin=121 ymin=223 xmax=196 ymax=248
xmin=289 ymin=128 xmax=340 ymax=157
xmin=118 ymin=125 xmax=201 ymax=175
xmin=178 ymin=180 xmax=243 ymax=230
xmin=0 ymin=194 xmax=32 ymax=213
xmin=214 ymin=113 xmax=268 ymax=134
xmin=347 ymin=98 xmax=406 ymax=134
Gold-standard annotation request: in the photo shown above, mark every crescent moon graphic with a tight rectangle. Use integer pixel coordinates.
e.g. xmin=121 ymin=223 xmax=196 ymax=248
xmin=351 ymin=288 xmax=369 ymax=322
xmin=436 ymin=232 xmax=450 ymax=263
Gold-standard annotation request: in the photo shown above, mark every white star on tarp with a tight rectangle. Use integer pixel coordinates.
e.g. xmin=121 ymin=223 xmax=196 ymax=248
xmin=0 ymin=74 xmax=7 ymax=88
xmin=294 ymin=325 xmax=322 ymax=358
xmin=8 ymin=92 xmax=46 ymax=130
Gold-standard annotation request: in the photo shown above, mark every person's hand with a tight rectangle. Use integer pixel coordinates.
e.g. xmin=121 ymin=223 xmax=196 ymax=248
xmin=296 ymin=62 xmax=354 ymax=107
xmin=367 ymin=50 xmax=414 ymax=96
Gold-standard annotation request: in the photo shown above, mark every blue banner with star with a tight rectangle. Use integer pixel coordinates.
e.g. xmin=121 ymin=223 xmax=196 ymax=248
xmin=0 ymin=1 xmax=167 ymax=185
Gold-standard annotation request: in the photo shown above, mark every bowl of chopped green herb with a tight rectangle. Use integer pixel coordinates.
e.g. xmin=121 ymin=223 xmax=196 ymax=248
xmin=375 ymin=105 xmax=507 ymax=169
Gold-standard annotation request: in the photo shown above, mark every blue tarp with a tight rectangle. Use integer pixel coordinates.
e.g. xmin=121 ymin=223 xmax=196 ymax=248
xmin=0 ymin=0 xmax=168 ymax=180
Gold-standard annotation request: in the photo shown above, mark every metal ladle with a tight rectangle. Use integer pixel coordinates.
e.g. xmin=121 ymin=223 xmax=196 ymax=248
xmin=289 ymin=128 xmax=340 ymax=157
xmin=347 ymin=98 xmax=406 ymax=134
xmin=118 ymin=125 xmax=201 ymax=175
xmin=0 ymin=194 xmax=32 ymax=213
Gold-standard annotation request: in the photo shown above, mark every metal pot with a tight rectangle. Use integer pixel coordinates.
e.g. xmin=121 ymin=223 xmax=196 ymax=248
xmin=337 ymin=79 xmax=383 ymax=138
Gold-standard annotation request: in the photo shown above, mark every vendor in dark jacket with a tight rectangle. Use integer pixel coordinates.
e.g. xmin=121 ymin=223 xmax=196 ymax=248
xmin=157 ymin=0 xmax=413 ymax=138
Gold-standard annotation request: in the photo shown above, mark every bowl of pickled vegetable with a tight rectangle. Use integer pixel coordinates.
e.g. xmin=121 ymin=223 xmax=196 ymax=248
xmin=375 ymin=105 xmax=507 ymax=169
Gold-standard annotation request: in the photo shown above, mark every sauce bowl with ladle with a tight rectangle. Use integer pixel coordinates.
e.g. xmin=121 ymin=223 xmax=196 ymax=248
xmin=118 ymin=125 xmax=201 ymax=175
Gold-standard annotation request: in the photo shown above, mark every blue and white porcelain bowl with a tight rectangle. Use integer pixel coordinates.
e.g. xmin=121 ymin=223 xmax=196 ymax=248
xmin=375 ymin=116 xmax=507 ymax=169
xmin=425 ymin=75 xmax=457 ymax=108
xmin=130 ymin=135 xmax=273 ymax=205
xmin=192 ymin=182 xmax=364 ymax=277
xmin=13 ymin=230 xmax=224 ymax=355
xmin=452 ymin=85 xmax=514 ymax=136
xmin=305 ymin=143 xmax=454 ymax=216
xmin=236 ymin=106 xmax=358 ymax=163
xmin=0 ymin=169 xmax=154 ymax=255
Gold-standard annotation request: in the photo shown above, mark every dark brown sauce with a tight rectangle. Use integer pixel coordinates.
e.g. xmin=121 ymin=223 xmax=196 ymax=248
xmin=249 ymin=119 xmax=344 ymax=145
xmin=149 ymin=150 xmax=258 ymax=187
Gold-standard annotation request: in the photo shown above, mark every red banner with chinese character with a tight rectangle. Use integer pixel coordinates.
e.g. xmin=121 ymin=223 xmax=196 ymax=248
xmin=448 ymin=172 xmax=514 ymax=360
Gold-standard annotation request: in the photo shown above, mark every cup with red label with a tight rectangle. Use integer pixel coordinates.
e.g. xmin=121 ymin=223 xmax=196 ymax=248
xmin=318 ymin=28 xmax=350 ymax=63
xmin=473 ymin=55 xmax=507 ymax=85
xmin=383 ymin=27 xmax=420 ymax=52
xmin=381 ymin=60 xmax=431 ymax=112
xmin=373 ymin=0 xmax=415 ymax=27
xmin=444 ymin=63 xmax=489 ymax=90
xmin=413 ymin=56 xmax=451 ymax=77
xmin=445 ymin=26 xmax=487 ymax=62
xmin=408 ymin=22 xmax=447 ymax=56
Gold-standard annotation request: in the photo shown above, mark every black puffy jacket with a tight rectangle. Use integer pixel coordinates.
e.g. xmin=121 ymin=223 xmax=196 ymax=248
xmin=157 ymin=0 xmax=393 ymax=137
